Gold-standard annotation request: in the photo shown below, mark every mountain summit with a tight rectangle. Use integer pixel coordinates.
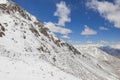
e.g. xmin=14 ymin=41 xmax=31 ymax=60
xmin=0 ymin=0 xmax=8 ymax=4
xmin=0 ymin=1 xmax=120 ymax=80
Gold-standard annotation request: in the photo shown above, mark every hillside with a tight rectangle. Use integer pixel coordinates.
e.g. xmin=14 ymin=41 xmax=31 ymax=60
xmin=0 ymin=0 xmax=120 ymax=80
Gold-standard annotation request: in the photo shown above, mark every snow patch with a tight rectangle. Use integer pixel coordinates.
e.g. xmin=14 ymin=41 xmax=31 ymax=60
xmin=0 ymin=0 xmax=8 ymax=4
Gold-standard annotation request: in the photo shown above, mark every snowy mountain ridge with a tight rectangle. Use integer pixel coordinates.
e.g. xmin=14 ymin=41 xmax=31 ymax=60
xmin=75 ymin=45 xmax=120 ymax=79
xmin=0 ymin=0 xmax=8 ymax=4
xmin=0 ymin=0 xmax=120 ymax=80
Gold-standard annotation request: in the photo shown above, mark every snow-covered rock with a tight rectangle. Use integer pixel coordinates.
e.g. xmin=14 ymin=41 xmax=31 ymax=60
xmin=0 ymin=0 xmax=8 ymax=4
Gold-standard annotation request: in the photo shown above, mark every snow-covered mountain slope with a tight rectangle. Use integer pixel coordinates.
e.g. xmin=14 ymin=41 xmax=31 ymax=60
xmin=0 ymin=0 xmax=120 ymax=80
xmin=0 ymin=56 xmax=81 ymax=80
xmin=75 ymin=44 xmax=120 ymax=79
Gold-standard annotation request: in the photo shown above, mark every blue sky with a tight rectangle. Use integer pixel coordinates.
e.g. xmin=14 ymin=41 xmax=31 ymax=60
xmin=12 ymin=0 xmax=120 ymax=44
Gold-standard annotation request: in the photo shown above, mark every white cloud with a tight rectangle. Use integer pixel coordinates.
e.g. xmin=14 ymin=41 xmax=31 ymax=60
xmin=44 ymin=1 xmax=72 ymax=39
xmin=109 ymin=41 xmax=120 ymax=49
xmin=86 ymin=40 xmax=93 ymax=44
xmin=87 ymin=0 xmax=120 ymax=28
xmin=44 ymin=22 xmax=72 ymax=35
xmin=99 ymin=40 xmax=108 ymax=44
xmin=99 ymin=26 xmax=108 ymax=30
xmin=81 ymin=25 xmax=97 ymax=35
xmin=54 ymin=1 xmax=71 ymax=26
xmin=61 ymin=35 xmax=70 ymax=39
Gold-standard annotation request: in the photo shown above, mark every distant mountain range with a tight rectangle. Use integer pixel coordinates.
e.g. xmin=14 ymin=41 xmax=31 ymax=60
xmin=100 ymin=46 xmax=120 ymax=56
